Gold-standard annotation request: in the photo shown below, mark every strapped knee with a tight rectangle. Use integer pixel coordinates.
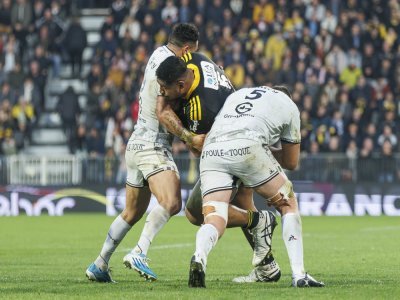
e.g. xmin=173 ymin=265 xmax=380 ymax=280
xmin=266 ymin=180 xmax=294 ymax=209
xmin=202 ymin=201 xmax=228 ymax=224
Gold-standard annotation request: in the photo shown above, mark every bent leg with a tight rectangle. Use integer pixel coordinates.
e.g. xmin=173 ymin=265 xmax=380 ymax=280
xmin=121 ymin=185 xmax=152 ymax=225
xmin=94 ymin=185 xmax=151 ymax=271
xmin=254 ymin=174 xmax=323 ymax=286
xmin=186 ymin=180 xmax=252 ymax=228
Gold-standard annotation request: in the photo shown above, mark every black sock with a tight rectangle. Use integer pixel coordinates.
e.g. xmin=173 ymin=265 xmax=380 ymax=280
xmin=246 ymin=210 xmax=260 ymax=230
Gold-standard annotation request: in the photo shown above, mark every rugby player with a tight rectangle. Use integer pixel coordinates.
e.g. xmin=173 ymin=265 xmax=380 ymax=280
xmin=86 ymin=23 xmax=202 ymax=283
xmin=156 ymin=54 xmax=281 ymax=283
xmin=191 ymin=85 xmax=325 ymax=288
xmin=156 ymin=56 xmax=324 ymax=288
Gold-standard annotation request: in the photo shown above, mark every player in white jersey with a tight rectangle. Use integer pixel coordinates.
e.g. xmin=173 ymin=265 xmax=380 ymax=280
xmin=86 ymin=24 xmax=202 ymax=283
xmin=188 ymin=86 xmax=325 ymax=288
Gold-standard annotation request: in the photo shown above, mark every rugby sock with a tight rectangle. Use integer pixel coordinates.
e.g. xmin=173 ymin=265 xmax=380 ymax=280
xmin=245 ymin=210 xmax=260 ymax=229
xmin=95 ymin=214 xmax=131 ymax=269
xmin=194 ymin=223 xmax=219 ymax=269
xmin=133 ymin=204 xmax=171 ymax=255
xmin=282 ymin=212 xmax=305 ymax=277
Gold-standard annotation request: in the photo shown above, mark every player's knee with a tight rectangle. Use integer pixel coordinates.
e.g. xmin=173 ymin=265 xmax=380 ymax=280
xmin=121 ymin=209 xmax=137 ymax=226
xmin=266 ymin=180 xmax=295 ymax=211
xmin=161 ymin=199 xmax=182 ymax=215
xmin=185 ymin=207 xmax=203 ymax=226
xmin=202 ymin=201 xmax=228 ymax=224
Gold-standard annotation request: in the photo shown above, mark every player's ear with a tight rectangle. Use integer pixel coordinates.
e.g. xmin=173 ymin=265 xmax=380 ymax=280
xmin=182 ymin=45 xmax=189 ymax=55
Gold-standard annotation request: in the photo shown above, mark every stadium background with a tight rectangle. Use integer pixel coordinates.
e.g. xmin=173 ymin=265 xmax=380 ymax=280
xmin=0 ymin=0 xmax=399 ymax=216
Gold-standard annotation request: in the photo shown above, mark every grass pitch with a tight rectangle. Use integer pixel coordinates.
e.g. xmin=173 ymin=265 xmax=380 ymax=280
xmin=0 ymin=214 xmax=399 ymax=299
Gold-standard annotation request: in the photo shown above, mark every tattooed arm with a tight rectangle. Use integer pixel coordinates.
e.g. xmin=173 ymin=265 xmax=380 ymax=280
xmin=156 ymin=95 xmax=205 ymax=153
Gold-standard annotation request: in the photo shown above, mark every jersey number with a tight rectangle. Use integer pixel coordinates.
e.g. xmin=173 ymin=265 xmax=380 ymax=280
xmin=245 ymin=89 xmax=267 ymax=100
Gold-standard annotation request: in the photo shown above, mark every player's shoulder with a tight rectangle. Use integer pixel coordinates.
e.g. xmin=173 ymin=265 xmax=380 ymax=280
xmin=147 ymin=46 xmax=175 ymax=69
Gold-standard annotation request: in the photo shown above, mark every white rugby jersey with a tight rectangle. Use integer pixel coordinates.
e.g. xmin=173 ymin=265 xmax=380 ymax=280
xmin=205 ymin=86 xmax=301 ymax=146
xmin=133 ymin=45 xmax=175 ymax=143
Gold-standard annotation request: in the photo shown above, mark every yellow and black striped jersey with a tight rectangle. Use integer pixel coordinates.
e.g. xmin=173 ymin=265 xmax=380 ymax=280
xmin=178 ymin=52 xmax=235 ymax=134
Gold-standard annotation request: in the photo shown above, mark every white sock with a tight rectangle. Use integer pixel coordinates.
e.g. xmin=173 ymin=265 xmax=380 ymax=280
xmin=194 ymin=223 xmax=219 ymax=270
xmin=133 ymin=204 xmax=171 ymax=255
xmin=95 ymin=215 xmax=131 ymax=269
xmin=282 ymin=212 xmax=305 ymax=278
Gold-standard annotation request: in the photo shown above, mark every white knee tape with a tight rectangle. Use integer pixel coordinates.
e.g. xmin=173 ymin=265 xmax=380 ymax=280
xmin=202 ymin=201 xmax=228 ymax=223
xmin=279 ymin=180 xmax=294 ymax=199
xmin=266 ymin=180 xmax=294 ymax=208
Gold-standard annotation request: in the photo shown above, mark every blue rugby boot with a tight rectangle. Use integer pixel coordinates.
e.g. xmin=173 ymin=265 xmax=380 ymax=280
xmin=123 ymin=252 xmax=158 ymax=281
xmin=86 ymin=263 xmax=115 ymax=283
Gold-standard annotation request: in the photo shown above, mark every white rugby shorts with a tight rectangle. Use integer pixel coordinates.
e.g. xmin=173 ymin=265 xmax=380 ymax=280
xmin=125 ymin=138 xmax=179 ymax=187
xmin=200 ymin=139 xmax=282 ymax=197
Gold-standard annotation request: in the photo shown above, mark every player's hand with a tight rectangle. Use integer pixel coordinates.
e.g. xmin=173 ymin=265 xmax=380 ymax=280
xmin=191 ymin=134 xmax=206 ymax=152
xmin=188 ymin=145 xmax=201 ymax=157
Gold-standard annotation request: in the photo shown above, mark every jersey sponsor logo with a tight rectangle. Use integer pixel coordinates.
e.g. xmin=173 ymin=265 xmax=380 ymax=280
xmin=225 ymin=147 xmax=250 ymax=156
xmin=127 ymin=143 xmax=145 ymax=151
xmin=235 ymin=102 xmax=253 ymax=114
xmin=201 ymin=61 xmax=219 ymax=90
xmin=223 ymin=113 xmax=255 ymax=118
xmin=190 ymin=120 xmax=199 ymax=132
xmin=202 ymin=147 xmax=251 ymax=158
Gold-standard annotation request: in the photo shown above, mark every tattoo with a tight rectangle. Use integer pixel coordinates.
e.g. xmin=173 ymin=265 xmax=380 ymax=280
xmin=157 ymin=95 xmax=193 ymax=145
xmin=164 ymin=111 xmax=183 ymax=135
xmin=180 ymin=128 xmax=193 ymax=144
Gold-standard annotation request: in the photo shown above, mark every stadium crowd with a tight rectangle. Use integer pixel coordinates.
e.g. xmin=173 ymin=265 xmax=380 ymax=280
xmin=0 ymin=0 xmax=399 ymax=172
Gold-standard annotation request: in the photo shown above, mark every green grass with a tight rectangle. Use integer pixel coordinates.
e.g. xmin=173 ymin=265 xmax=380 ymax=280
xmin=0 ymin=215 xmax=399 ymax=299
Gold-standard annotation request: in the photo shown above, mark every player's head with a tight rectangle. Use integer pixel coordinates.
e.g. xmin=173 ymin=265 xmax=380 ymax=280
xmin=273 ymin=85 xmax=292 ymax=99
xmin=168 ymin=23 xmax=199 ymax=56
xmin=156 ymin=56 xmax=189 ymax=100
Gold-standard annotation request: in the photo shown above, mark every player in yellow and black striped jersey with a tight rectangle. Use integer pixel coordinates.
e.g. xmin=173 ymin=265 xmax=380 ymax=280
xmin=157 ymin=52 xmax=235 ymax=135
xmin=156 ymin=54 xmax=282 ymax=285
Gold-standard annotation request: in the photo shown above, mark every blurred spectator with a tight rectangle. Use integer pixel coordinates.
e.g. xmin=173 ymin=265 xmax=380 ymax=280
xmin=21 ymin=77 xmax=42 ymax=119
xmin=28 ymin=60 xmax=46 ymax=108
xmin=35 ymin=8 xmax=65 ymax=78
xmin=11 ymin=96 xmax=35 ymax=148
xmin=86 ymin=127 xmax=105 ymax=157
xmin=57 ymin=86 xmax=81 ymax=153
xmin=162 ymin=0 xmax=178 ymax=24
xmin=0 ymin=82 xmax=16 ymax=104
xmin=179 ymin=0 xmax=191 ymax=23
xmin=377 ymin=140 xmax=398 ymax=183
xmin=100 ymin=15 xmax=117 ymax=38
xmin=339 ymin=61 xmax=362 ymax=89
xmin=0 ymin=0 xmax=12 ymax=34
xmin=357 ymin=137 xmax=377 ymax=181
xmin=111 ymin=0 xmax=128 ymax=28
xmin=64 ymin=17 xmax=87 ymax=78
xmin=377 ymin=124 xmax=398 ymax=148
xmin=96 ymin=28 xmax=118 ymax=58
xmin=119 ymin=15 xmax=140 ymax=41
xmin=7 ymin=62 xmax=24 ymax=91
xmin=265 ymin=25 xmax=287 ymax=70
xmin=11 ymin=0 xmax=32 ymax=59
xmin=0 ymin=107 xmax=16 ymax=155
